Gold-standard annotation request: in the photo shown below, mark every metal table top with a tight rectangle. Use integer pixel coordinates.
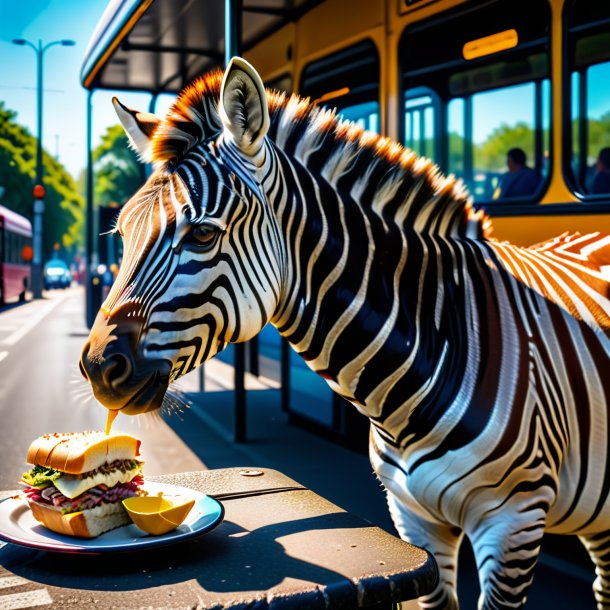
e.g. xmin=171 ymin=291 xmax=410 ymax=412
xmin=0 ymin=467 xmax=437 ymax=609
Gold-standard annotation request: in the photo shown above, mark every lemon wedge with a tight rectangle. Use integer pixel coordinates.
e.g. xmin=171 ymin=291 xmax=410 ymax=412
xmin=122 ymin=495 xmax=195 ymax=535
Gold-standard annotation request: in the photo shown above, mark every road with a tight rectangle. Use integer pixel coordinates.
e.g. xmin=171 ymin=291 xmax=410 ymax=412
xmin=0 ymin=286 xmax=205 ymax=492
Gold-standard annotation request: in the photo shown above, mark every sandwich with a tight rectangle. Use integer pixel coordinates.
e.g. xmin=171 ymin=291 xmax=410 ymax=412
xmin=20 ymin=431 xmax=146 ymax=538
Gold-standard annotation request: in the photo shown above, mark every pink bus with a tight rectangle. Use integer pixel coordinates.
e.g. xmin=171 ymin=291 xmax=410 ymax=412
xmin=0 ymin=205 xmax=32 ymax=303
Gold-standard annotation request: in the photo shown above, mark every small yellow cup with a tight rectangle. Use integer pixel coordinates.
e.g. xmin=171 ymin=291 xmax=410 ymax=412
xmin=122 ymin=495 xmax=195 ymax=536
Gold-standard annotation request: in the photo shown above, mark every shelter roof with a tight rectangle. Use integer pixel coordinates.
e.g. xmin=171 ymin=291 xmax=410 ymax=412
xmin=81 ymin=0 xmax=316 ymax=92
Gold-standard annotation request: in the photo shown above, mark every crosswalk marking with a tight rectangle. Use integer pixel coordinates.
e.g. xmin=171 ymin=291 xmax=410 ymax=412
xmin=0 ymin=589 xmax=52 ymax=610
xmin=0 ymin=577 xmax=29 ymax=590
xmin=0 ymin=352 xmax=7 ymax=364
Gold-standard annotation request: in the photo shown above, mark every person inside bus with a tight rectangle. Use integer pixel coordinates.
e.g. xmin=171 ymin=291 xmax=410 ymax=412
xmin=591 ymin=147 xmax=610 ymax=194
xmin=494 ymin=147 xmax=541 ymax=200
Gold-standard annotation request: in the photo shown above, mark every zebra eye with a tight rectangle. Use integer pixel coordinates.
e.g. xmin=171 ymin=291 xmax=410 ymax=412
xmin=189 ymin=224 xmax=219 ymax=249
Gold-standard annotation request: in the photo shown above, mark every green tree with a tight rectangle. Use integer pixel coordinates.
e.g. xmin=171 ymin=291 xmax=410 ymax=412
xmin=475 ymin=121 xmax=536 ymax=172
xmin=93 ymin=124 xmax=144 ymax=208
xmin=587 ymin=111 xmax=610 ymax=163
xmin=569 ymin=111 xmax=610 ymax=187
xmin=0 ymin=102 xmax=83 ymax=260
xmin=448 ymin=132 xmax=466 ymax=175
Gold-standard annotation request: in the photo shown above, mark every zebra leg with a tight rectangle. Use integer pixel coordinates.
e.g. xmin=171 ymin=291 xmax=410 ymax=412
xmin=386 ymin=492 xmax=463 ymax=610
xmin=580 ymin=531 xmax=610 ymax=608
xmin=468 ymin=513 xmax=547 ymax=610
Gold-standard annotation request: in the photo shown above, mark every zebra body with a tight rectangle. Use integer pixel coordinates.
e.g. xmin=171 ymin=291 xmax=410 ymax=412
xmin=81 ymin=58 xmax=610 ymax=609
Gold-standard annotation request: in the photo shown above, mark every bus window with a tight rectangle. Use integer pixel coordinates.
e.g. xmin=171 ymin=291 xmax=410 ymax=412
xmin=447 ymin=98 xmax=466 ymax=179
xmin=300 ymin=40 xmax=380 ymax=134
xmin=473 ymin=83 xmax=537 ymax=201
xmin=8 ymin=233 xmax=16 ymax=264
xmin=13 ymin=234 xmax=21 ymax=264
xmin=341 ymin=101 xmax=379 ymax=133
xmin=567 ymin=3 xmax=610 ymax=198
xmin=400 ymin=0 xmax=550 ymax=203
xmin=587 ymin=63 xmax=610 ymax=194
xmin=4 ymin=232 xmax=11 ymax=264
xmin=567 ymin=4 xmax=610 ymax=197
xmin=571 ymin=71 xmax=581 ymax=185
xmin=405 ymin=90 xmax=439 ymax=161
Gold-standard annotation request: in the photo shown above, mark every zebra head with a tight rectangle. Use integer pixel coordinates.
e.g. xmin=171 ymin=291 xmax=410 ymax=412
xmin=80 ymin=58 xmax=283 ymax=415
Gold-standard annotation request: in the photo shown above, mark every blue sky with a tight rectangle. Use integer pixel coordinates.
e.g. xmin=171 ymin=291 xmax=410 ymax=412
xmin=588 ymin=62 xmax=610 ymax=119
xmin=0 ymin=0 xmax=173 ymax=180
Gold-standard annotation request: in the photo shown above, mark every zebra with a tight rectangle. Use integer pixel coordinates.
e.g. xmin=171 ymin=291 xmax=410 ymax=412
xmin=80 ymin=57 xmax=610 ymax=610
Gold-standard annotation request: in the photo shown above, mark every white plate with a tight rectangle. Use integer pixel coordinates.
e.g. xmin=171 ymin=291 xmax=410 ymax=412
xmin=0 ymin=481 xmax=224 ymax=554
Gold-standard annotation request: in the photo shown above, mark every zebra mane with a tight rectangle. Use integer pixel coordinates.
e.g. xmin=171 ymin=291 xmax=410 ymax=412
xmin=151 ymin=69 xmax=224 ymax=162
xmin=151 ymin=69 xmax=492 ymax=240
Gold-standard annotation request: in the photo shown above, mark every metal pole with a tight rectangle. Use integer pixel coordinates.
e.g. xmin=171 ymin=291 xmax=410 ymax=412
xmin=31 ymin=41 xmax=45 ymax=299
xmin=281 ymin=337 xmax=290 ymax=412
xmin=86 ymin=90 xmax=96 ymax=328
xmin=234 ymin=344 xmax=246 ymax=443
xmin=224 ymin=0 xmax=242 ymax=64
xmin=248 ymin=335 xmax=259 ymax=377
xmin=199 ymin=363 xmax=205 ymax=393
xmin=534 ymin=80 xmax=544 ymax=178
xmin=11 ymin=38 xmax=74 ymax=299
xmin=225 ymin=0 xmax=246 ymax=442
xmin=579 ymin=71 xmax=588 ymax=189
xmin=464 ymin=96 xmax=473 ymax=187
xmin=36 ymin=41 xmax=43 ymax=187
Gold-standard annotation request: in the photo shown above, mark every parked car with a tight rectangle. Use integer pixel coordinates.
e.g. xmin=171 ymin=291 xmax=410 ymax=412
xmin=43 ymin=260 xmax=72 ymax=290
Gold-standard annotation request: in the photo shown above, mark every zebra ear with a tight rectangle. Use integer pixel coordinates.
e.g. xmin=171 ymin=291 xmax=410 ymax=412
xmin=219 ymin=57 xmax=269 ymax=156
xmin=112 ymin=97 xmax=160 ymax=162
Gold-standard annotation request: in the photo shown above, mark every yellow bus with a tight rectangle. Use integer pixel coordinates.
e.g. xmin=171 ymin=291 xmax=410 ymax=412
xmin=83 ymin=0 xmax=610 ymax=247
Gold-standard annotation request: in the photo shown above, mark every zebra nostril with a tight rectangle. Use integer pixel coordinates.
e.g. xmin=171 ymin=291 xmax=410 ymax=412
xmin=101 ymin=353 xmax=133 ymax=390
xmin=79 ymin=358 xmax=89 ymax=381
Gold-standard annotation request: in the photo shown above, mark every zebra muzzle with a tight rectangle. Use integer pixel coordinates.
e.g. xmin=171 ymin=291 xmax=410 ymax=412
xmin=80 ymin=310 xmax=171 ymax=414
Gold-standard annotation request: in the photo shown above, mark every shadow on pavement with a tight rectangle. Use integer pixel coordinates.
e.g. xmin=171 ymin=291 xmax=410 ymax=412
xmin=1 ymin=513 xmax=366 ymax=594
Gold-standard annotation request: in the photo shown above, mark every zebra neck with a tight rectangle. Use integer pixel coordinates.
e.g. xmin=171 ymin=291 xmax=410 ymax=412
xmin=265 ymin=143 xmax=463 ymax=432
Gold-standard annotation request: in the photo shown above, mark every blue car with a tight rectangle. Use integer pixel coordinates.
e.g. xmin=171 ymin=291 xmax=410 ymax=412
xmin=43 ymin=260 xmax=71 ymax=290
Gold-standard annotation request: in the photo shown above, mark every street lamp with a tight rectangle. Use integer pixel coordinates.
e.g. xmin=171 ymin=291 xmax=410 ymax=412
xmin=11 ymin=38 xmax=75 ymax=298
